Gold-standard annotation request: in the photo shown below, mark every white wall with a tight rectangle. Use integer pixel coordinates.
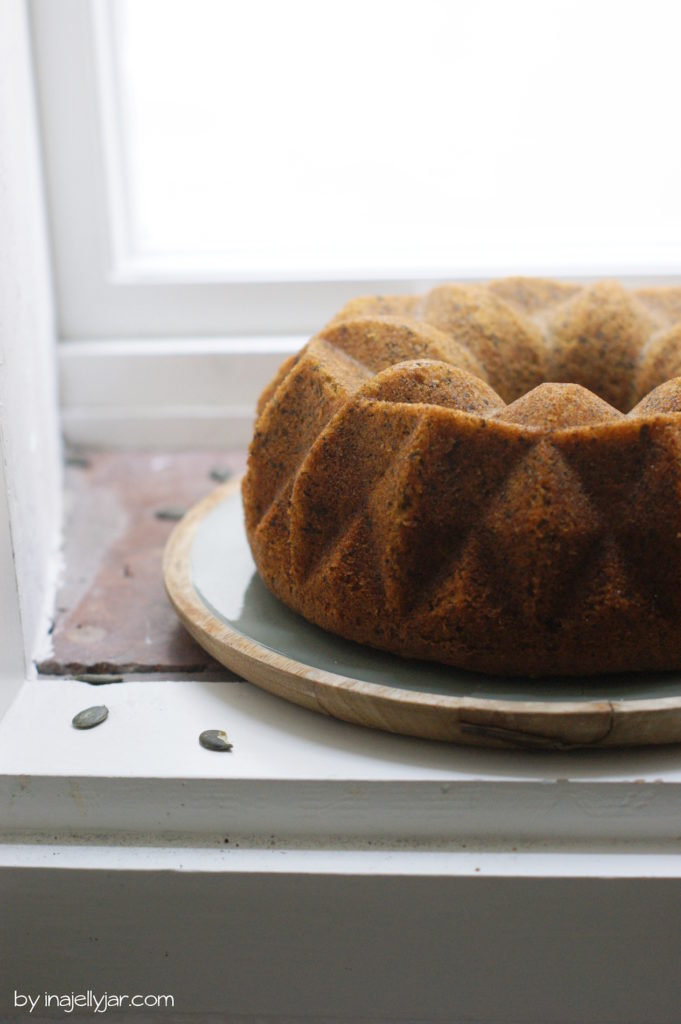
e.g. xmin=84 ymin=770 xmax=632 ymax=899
xmin=0 ymin=0 xmax=61 ymax=672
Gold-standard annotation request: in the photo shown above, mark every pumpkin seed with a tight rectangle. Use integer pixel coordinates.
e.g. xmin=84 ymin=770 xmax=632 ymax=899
xmin=73 ymin=674 xmax=124 ymax=685
xmin=209 ymin=467 xmax=233 ymax=483
xmin=72 ymin=705 xmax=109 ymax=729
xmin=199 ymin=729 xmax=233 ymax=752
xmin=155 ymin=507 xmax=186 ymax=521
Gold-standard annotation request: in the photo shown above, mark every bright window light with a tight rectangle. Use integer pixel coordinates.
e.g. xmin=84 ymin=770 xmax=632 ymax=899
xmin=108 ymin=0 xmax=681 ymax=277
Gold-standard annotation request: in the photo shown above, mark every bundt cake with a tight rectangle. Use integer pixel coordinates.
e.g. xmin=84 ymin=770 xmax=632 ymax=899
xmin=242 ymin=278 xmax=681 ymax=677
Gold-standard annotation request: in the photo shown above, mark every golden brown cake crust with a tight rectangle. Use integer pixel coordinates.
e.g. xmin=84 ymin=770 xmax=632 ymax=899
xmin=242 ymin=278 xmax=681 ymax=677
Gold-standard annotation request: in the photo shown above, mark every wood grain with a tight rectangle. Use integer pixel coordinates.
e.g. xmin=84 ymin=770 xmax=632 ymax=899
xmin=164 ymin=477 xmax=681 ymax=749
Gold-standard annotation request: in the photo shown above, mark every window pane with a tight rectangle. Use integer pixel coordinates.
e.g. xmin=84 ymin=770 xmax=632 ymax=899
xmin=111 ymin=0 xmax=681 ymax=276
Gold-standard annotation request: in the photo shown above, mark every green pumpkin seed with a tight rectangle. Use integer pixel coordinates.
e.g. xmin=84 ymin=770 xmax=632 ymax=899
xmin=72 ymin=705 xmax=109 ymax=729
xmin=155 ymin=507 xmax=186 ymax=521
xmin=199 ymin=729 xmax=233 ymax=752
xmin=73 ymin=674 xmax=124 ymax=685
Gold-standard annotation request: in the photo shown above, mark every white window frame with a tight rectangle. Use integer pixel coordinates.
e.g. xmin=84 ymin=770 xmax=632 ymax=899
xmin=31 ymin=0 xmax=681 ymax=452
xmin=3 ymin=2 xmax=681 ymax=1017
xmin=30 ymin=0 xmax=681 ymax=450
xmin=29 ymin=0 xmax=443 ymax=342
xmin=30 ymin=0 xmax=681 ymax=345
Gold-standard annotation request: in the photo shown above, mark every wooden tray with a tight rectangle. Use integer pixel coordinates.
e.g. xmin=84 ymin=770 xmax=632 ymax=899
xmin=163 ymin=478 xmax=681 ymax=750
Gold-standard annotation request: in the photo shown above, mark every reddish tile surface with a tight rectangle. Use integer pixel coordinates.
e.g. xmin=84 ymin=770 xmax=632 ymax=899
xmin=38 ymin=451 xmax=247 ymax=677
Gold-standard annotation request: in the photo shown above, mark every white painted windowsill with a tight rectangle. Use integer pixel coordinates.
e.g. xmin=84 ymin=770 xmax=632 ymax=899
xmin=58 ymin=336 xmax=304 ymax=449
xmin=3 ymin=675 xmax=681 ymax=865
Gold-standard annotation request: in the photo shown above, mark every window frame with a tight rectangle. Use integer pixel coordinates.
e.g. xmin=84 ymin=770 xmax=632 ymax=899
xmin=30 ymin=0 xmax=681 ymax=451
xmin=29 ymin=0 xmax=681 ymax=345
xmin=29 ymin=0 xmax=443 ymax=340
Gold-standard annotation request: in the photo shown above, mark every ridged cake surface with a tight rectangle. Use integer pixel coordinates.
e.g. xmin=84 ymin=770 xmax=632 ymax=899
xmin=243 ymin=279 xmax=681 ymax=676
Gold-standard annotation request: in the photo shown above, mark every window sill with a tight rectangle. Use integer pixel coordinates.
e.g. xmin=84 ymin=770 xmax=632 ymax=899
xmin=59 ymin=336 xmax=304 ymax=448
xmin=2 ymin=674 xmax=681 ymax=854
